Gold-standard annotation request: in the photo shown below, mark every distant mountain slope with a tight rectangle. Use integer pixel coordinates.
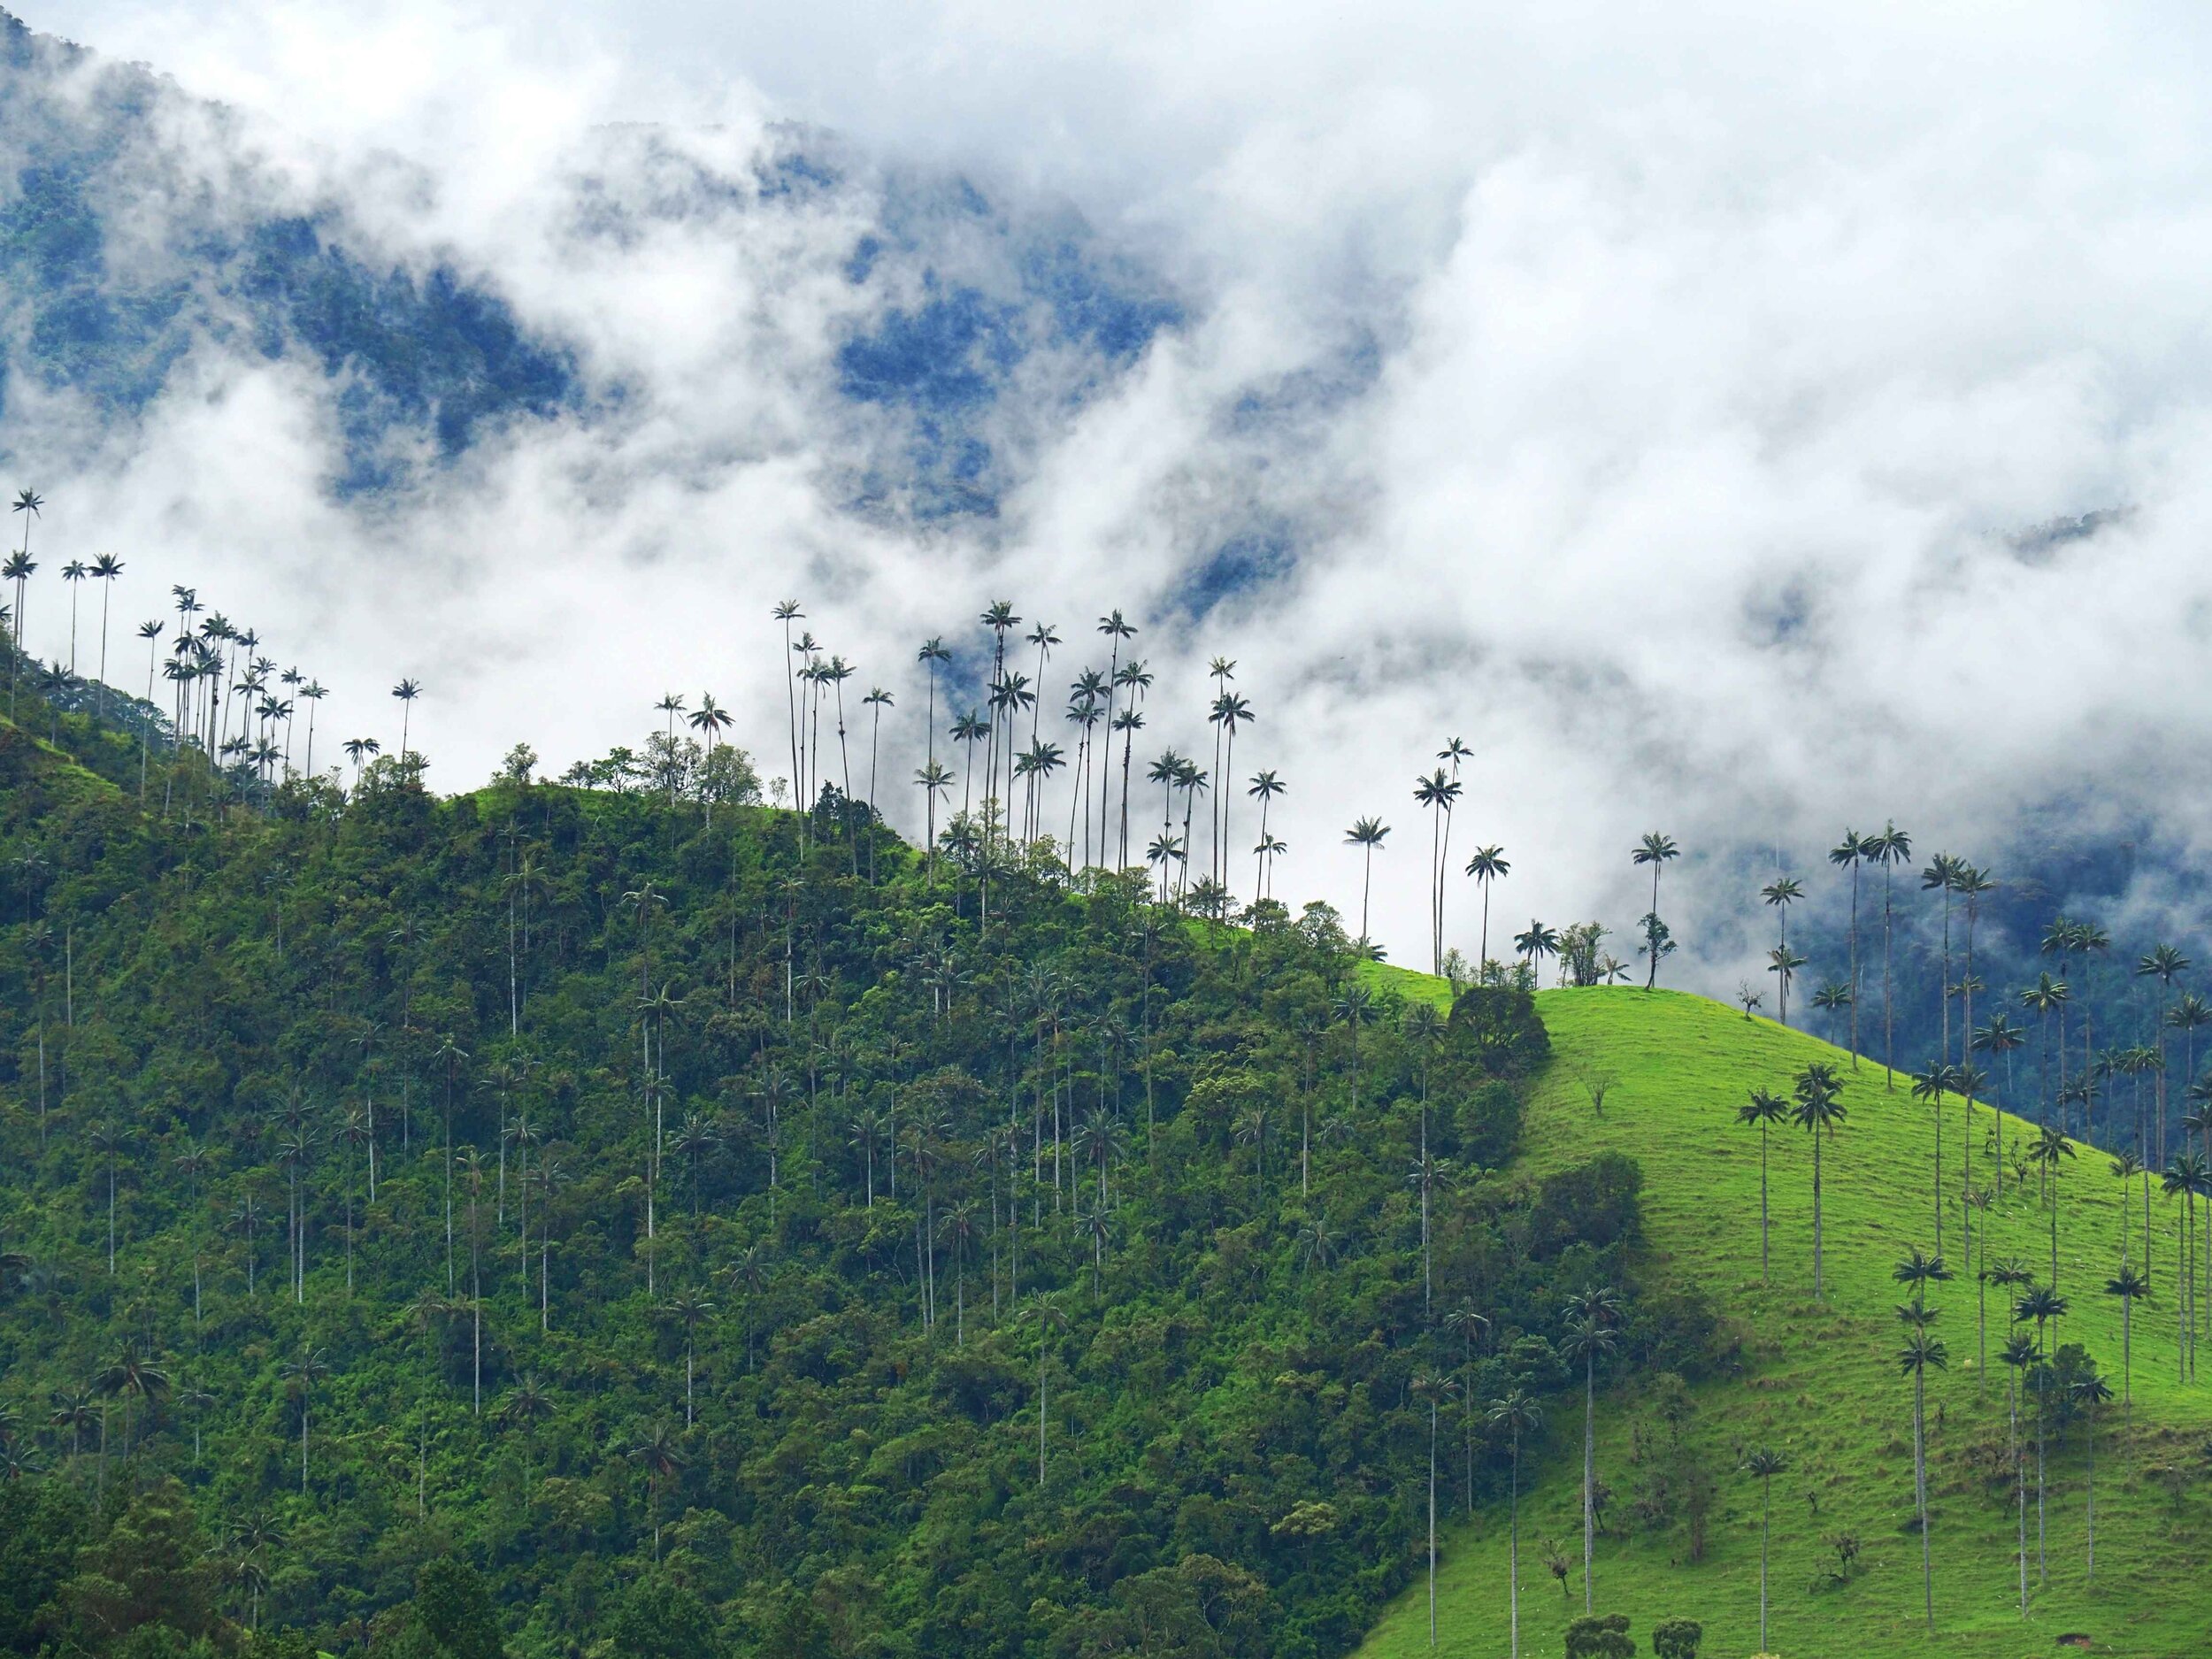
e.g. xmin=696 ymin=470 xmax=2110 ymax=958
xmin=0 ymin=8 xmax=1179 ymax=516
xmin=1352 ymin=979 xmax=2212 ymax=1658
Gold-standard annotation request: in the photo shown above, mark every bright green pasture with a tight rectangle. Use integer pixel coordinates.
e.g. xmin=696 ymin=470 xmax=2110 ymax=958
xmin=1355 ymin=983 xmax=2211 ymax=1659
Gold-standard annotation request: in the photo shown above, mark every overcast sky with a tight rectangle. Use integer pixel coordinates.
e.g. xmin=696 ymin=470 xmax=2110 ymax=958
xmin=16 ymin=0 xmax=2212 ymax=983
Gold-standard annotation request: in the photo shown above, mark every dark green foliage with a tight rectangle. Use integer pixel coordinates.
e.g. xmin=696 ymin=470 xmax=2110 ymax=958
xmin=603 ymin=1578 xmax=720 ymax=1659
xmin=0 ymin=695 xmax=1688 ymax=1659
xmin=1531 ymin=1151 xmax=1643 ymax=1256
xmin=0 ymin=1478 xmax=92 ymax=1651
xmin=55 ymin=1479 xmax=221 ymax=1652
xmin=1564 ymin=1612 xmax=1635 ymax=1659
xmin=1448 ymin=987 xmax=1551 ymax=1078
xmin=376 ymin=1561 xmax=505 ymax=1659
xmin=1649 ymin=1615 xmax=1701 ymax=1659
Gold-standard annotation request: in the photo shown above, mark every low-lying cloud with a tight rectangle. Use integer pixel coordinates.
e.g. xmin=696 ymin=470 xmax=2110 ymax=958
xmin=16 ymin=0 xmax=2212 ymax=986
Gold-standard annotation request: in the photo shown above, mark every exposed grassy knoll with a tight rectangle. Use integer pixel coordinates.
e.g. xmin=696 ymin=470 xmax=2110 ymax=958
xmin=1357 ymin=983 xmax=2212 ymax=1658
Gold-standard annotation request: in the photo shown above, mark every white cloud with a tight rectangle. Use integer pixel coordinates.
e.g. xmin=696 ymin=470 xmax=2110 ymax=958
xmin=17 ymin=0 xmax=2212 ymax=986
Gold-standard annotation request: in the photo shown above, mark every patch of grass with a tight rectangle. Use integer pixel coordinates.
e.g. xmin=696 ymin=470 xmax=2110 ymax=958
xmin=1356 ymin=985 xmax=2210 ymax=1658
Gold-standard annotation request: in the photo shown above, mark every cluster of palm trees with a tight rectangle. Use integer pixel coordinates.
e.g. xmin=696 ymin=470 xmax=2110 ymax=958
xmin=768 ymin=601 xmax=1296 ymax=918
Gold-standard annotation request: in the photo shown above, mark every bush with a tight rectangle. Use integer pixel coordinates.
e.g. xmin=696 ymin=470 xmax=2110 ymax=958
xmin=1564 ymin=1612 xmax=1635 ymax=1658
xmin=1651 ymin=1615 xmax=1701 ymax=1658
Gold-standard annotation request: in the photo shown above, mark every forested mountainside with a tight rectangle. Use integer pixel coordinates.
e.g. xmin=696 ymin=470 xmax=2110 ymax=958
xmin=0 ymin=679 xmax=1709 ymax=1659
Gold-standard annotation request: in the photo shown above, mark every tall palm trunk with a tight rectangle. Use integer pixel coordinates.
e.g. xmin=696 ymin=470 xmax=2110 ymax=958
xmin=1915 ymin=1364 xmax=1932 ymax=1632
xmin=1581 ymin=1350 xmax=1596 ymax=1613
xmin=1506 ymin=1432 xmax=1522 ymax=1659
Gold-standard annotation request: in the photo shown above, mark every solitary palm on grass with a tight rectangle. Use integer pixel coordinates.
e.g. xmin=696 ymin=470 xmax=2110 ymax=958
xmin=1488 ymin=1389 xmax=1542 ymax=1659
xmin=1735 ymin=1087 xmax=1788 ymax=1282
xmin=1791 ymin=1063 xmax=1847 ymax=1298
xmin=1632 ymin=832 xmax=1679 ymax=987
xmin=1740 ymin=1446 xmax=1788 ymax=1652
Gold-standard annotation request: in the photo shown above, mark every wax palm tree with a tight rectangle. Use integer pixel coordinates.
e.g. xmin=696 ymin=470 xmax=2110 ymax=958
xmin=1735 ymin=1087 xmax=1788 ymax=1281
xmin=1809 ymin=979 xmax=1852 ymax=1045
xmin=1245 ymin=769 xmax=1286 ymax=901
xmin=391 ymin=677 xmax=421 ymax=761
xmin=2015 ymin=1282 xmax=2067 ymax=1578
xmin=86 ymin=1119 xmax=127 ymax=1274
xmin=1463 ymin=845 xmax=1510 ymax=978
xmin=2103 ymin=1263 xmax=2147 ymax=1425
xmin=1862 ymin=822 xmax=1911 ymax=1085
xmin=2070 ymin=1366 xmax=2114 ymax=1579
xmin=624 ymin=1422 xmax=687 ymax=1560
xmin=94 ymin=1335 xmax=172 ymax=1459
xmin=497 ymin=1373 xmax=555 ymax=1487
xmin=1976 ymin=1012 xmax=2027 ymax=1195
xmin=914 ymin=762 xmax=952 ymax=887
xmin=1994 ymin=1328 xmax=2035 ymax=1613
xmin=1512 ymin=919 xmax=1560 ymax=983
xmin=6 ymin=488 xmax=40 ymax=718
xmin=1919 ymin=852 xmax=1964 ymax=1062
xmin=1414 ymin=767 xmax=1462 ymax=975
xmin=2162 ymin=1151 xmax=2206 ymax=1379
xmin=662 ymin=1290 xmax=716 ymax=1426
xmin=1328 ymin=816 xmax=1386 ymax=943
xmin=134 ymin=619 xmax=163 ymax=795
xmin=1216 ymin=692 xmax=1255 ymax=887
xmin=1897 ymin=1319 xmax=1949 ymax=1632
xmin=1486 ymin=1389 xmax=1540 ymax=1659
xmin=1909 ymin=1062 xmax=1963 ymax=1254
xmin=88 ymin=551 xmax=122 ymax=717
xmin=1031 ymin=1295 xmax=1068 ymax=1488
xmin=1631 ymin=833 xmax=1679 ymax=988
xmin=2030 ymin=1125 xmax=2075 ymax=1286
xmin=1113 ymin=657 xmax=1152 ymax=864
xmin=2020 ymin=972 xmax=2070 ymax=1136
xmin=1409 ymin=1371 xmax=1452 ymax=1647
xmin=1792 ymin=1063 xmax=1847 ymax=1297
xmin=59 ymin=557 xmax=86 ymax=673
xmin=1741 ymin=1446 xmax=1788 ymax=1652
xmin=1560 ymin=1285 xmax=1623 ymax=1612
xmin=280 ymin=1346 xmax=333 ymax=1493
xmin=1760 ymin=875 xmax=1804 ymax=1023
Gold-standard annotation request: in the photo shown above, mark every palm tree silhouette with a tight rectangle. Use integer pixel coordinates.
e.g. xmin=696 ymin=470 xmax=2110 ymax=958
xmin=1759 ymin=876 xmax=1804 ymax=1022
xmin=1631 ymin=833 xmax=1679 ymax=988
xmin=1862 ymin=822 xmax=1912 ymax=1085
xmin=1463 ymin=845 xmax=1509 ymax=979
xmin=1825 ymin=830 xmax=1867 ymax=1060
xmin=1345 ymin=817 xmax=1390 ymax=947
xmin=1413 ymin=767 xmax=1462 ymax=975
xmin=59 ymin=557 xmax=86 ymax=674
xmin=87 ymin=552 xmax=123 ymax=718
xmin=390 ymin=678 xmax=422 ymax=763
xmin=1248 ymin=770 xmax=1286 ymax=901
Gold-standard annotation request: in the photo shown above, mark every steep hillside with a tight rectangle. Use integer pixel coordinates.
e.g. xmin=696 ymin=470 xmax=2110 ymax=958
xmin=1354 ymin=979 xmax=2212 ymax=1658
xmin=0 ymin=693 xmax=1665 ymax=1659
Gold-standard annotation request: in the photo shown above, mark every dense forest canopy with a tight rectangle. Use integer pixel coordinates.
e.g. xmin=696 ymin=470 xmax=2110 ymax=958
xmin=0 ymin=655 xmax=1711 ymax=1659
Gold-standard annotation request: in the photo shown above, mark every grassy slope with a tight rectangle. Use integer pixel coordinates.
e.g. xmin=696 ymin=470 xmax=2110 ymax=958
xmin=1354 ymin=970 xmax=2210 ymax=1658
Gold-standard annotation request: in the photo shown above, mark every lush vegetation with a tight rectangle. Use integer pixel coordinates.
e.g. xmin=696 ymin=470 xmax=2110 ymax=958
xmin=0 ymin=657 xmax=1712 ymax=1659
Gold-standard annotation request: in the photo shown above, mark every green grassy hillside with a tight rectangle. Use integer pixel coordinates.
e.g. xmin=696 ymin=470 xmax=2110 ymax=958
xmin=1355 ymin=979 xmax=2212 ymax=1658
